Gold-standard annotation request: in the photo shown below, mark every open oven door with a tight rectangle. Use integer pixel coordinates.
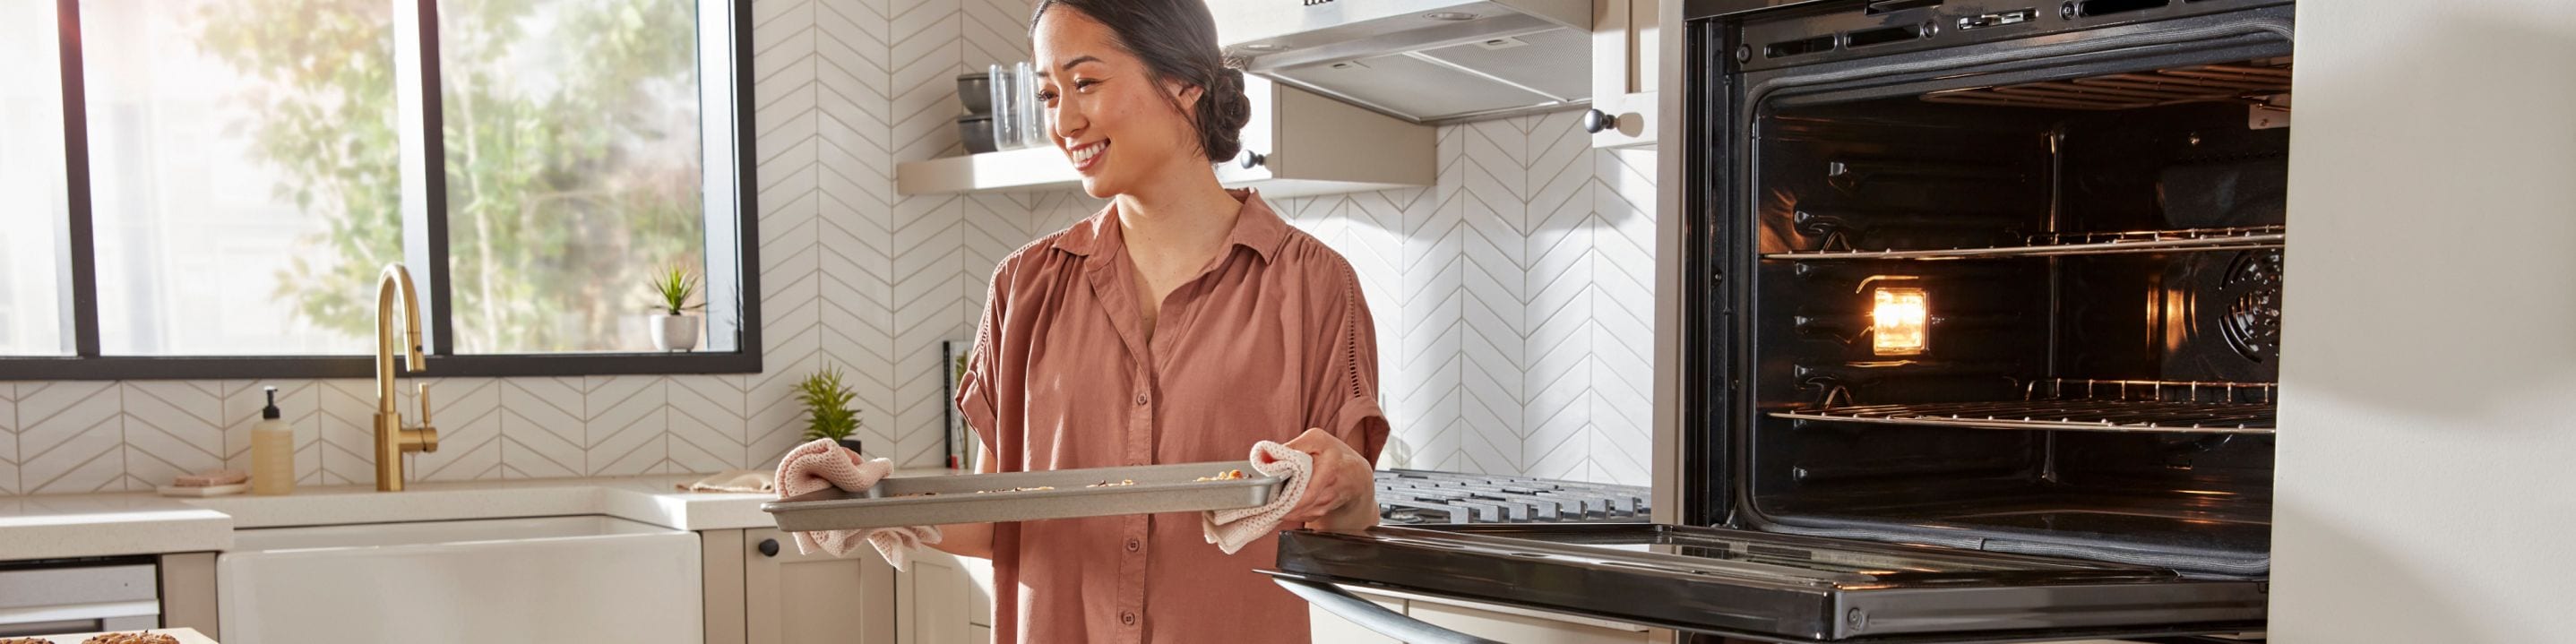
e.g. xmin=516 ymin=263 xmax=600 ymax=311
xmin=1263 ymin=523 xmax=2265 ymax=643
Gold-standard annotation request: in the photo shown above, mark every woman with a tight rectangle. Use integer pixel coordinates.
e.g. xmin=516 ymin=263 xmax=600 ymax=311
xmin=934 ymin=0 xmax=1390 ymax=642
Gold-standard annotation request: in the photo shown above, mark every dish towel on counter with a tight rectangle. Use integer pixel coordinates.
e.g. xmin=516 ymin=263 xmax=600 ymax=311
xmin=676 ymin=469 xmax=774 ymax=494
xmin=1202 ymin=441 xmax=1313 ymax=554
xmin=772 ymin=439 xmax=943 ymax=571
xmin=173 ymin=468 xmax=249 ymax=487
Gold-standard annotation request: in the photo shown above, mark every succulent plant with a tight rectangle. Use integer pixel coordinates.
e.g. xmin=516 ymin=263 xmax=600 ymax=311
xmin=796 ymin=365 xmax=863 ymax=442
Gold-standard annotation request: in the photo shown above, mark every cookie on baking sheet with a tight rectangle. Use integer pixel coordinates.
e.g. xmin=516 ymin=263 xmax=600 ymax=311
xmin=82 ymin=632 xmax=179 ymax=644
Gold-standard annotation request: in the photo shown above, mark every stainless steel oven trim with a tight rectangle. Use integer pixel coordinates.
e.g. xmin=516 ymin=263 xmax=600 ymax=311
xmin=1273 ymin=577 xmax=1499 ymax=644
xmin=1273 ymin=527 xmax=2269 ymax=640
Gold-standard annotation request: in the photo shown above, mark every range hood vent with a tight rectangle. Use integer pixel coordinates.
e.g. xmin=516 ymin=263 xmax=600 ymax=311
xmin=1213 ymin=0 xmax=1593 ymax=125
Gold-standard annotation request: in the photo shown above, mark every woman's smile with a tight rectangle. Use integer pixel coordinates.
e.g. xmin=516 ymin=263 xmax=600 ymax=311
xmin=1067 ymin=139 xmax=1109 ymax=174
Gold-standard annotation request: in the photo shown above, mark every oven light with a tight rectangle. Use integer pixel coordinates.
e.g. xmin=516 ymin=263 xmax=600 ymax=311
xmin=1872 ymin=288 xmax=1929 ymax=356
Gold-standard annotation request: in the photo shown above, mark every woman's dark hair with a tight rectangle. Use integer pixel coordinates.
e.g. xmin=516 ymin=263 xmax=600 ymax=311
xmin=1031 ymin=0 xmax=1250 ymax=162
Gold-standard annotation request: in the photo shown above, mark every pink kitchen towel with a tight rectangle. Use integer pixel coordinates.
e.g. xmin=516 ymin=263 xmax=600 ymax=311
xmin=772 ymin=439 xmax=942 ymax=571
xmin=1201 ymin=441 xmax=1312 ymax=554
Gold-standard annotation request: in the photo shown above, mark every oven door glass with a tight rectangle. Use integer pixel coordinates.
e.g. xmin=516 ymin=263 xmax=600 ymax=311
xmin=1267 ymin=524 xmax=2264 ymax=642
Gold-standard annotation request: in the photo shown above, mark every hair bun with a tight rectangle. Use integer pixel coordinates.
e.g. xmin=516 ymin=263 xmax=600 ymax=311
xmin=1197 ymin=67 xmax=1253 ymax=162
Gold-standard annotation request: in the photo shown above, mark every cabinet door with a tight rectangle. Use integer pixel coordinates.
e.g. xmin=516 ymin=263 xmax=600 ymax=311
xmin=745 ymin=528 xmax=896 ymax=644
xmin=1590 ymin=0 xmax=1660 ymax=149
xmin=898 ymin=552 xmax=968 ymax=644
xmin=898 ymin=550 xmax=996 ymax=644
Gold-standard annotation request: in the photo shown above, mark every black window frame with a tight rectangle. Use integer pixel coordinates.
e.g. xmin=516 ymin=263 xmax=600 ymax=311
xmin=0 ymin=0 xmax=761 ymax=381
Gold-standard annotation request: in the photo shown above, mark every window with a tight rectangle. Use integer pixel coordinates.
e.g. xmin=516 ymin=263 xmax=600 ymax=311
xmin=0 ymin=0 xmax=70 ymax=356
xmin=440 ymin=0 xmax=714 ymax=354
xmin=0 ymin=0 xmax=757 ymax=379
xmin=83 ymin=0 xmax=398 ymax=356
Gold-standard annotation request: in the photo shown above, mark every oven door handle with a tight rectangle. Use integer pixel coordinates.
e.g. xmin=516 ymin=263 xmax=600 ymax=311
xmin=1272 ymin=578 xmax=1502 ymax=644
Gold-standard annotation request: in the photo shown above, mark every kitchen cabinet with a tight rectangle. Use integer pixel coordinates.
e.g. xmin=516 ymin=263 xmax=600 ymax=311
xmin=157 ymin=554 xmax=216 ymax=638
xmin=1313 ymin=587 xmax=1663 ymax=644
xmin=895 ymin=76 xmax=1433 ymax=198
xmin=702 ymin=528 xmax=896 ymax=644
xmin=895 ymin=550 xmax=992 ymax=644
xmin=1588 ymin=0 xmax=1660 ymax=149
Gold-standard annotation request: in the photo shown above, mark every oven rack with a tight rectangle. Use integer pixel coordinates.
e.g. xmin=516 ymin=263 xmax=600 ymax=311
xmin=1762 ymin=225 xmax=2284 ymax=261
xmin=1918 ymin=63 xmax=2292 ymax=111
xmin=1772 ymin=378 xmax=2278 ymax=434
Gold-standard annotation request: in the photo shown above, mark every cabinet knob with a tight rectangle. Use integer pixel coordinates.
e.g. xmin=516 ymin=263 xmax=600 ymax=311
xmin=1238 ymin=150 xmax=1267 ymax=169
xmin=758 ymin=538 xmax=780 ymax=557
xmin=1581 ymin=108 xmax=1612 ymax=134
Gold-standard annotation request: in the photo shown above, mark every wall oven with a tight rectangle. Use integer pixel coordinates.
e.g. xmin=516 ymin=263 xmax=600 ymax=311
xmin=1270 ymin=0 xmax=2293 ymax=641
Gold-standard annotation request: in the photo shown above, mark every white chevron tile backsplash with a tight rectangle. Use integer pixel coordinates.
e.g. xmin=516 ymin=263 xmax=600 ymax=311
xmin=585 ymin=376 xmax=672 ymax=477
xmin=116 ymin=382 xmax=224 ymax=493
xmin=410 ymin=378 xmax=501 ymax=483
xmin=665 ymin=374 xmax=751 ymax=474
xmin=0 ymin=0 xmax=1657 ymax=494
xmin=17 ymin=382 xmax=124 ymax=494
xmin=500 ymin=377 xmax=587 ymax=479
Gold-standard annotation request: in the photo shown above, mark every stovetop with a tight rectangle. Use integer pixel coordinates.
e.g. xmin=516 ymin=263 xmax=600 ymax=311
xmin=1373 ymin=469 xmax=1652 ymax=525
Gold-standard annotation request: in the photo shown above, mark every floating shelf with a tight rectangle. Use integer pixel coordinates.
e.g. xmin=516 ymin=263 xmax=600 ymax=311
xmin=894 ymin=76 xmax=1434 ymax=198
xmin=1762 ymin=225 xmax=2284 ymax=261
xmin=894 ymin=147 xmax=1080 ymax=195
xmin=1772 ymin=378 xmax=2277 ymax=434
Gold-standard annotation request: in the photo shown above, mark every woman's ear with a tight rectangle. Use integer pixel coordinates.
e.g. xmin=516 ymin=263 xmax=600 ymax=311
xmin=1167 ymin=78 xmax=1203 ymax=107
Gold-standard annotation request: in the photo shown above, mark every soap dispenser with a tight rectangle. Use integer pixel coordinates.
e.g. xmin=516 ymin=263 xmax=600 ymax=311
xmin=250 ymin=387 xmax=295 ymax=495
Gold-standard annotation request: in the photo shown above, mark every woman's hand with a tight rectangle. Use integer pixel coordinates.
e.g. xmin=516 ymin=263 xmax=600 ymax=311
xmin=1279 ymin=428 xmax=1378 ymax=533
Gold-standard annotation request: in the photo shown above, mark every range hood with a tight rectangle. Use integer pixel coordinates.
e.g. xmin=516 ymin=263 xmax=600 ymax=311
xmin=1211 ymin=0 xmax=1592 ymax=125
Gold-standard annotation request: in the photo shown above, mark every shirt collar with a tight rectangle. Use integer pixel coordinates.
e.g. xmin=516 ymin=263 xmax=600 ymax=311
xmin=1054 ymin=189 xmax=1288 ymax=264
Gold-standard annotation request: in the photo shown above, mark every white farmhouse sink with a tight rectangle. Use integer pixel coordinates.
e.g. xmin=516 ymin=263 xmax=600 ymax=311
xmin=216 ymin=515 xmax=700 ymax=644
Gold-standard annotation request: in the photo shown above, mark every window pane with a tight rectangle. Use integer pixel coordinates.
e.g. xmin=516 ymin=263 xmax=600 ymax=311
xmin=0 ymin=0 xmax=71 ymax=356
xmin=83 ymin=0 xmax=401 ymax=356
xmin=442 ymin=0 xmax=708 ymax=354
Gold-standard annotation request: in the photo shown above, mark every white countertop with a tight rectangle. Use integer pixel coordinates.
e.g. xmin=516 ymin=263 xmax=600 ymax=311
xmin=0 ymin=494 xmax=231 ymax=561
xmin=0 ymin=468 xmax=961 ymax=560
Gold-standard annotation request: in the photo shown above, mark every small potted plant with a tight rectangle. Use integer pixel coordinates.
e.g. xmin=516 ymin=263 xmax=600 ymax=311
xmin=797 ymin=364 xmax=866 ymax=454
xmin=646 ymin=264 xmax=704 ymax=351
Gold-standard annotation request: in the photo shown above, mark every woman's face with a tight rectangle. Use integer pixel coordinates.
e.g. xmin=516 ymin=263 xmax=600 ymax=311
xmin=1032 ymin=8 xmax=1203 ymax=199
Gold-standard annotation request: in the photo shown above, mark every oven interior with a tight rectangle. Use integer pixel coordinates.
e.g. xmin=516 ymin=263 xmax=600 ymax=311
xmin=1745 ymin=58 xmax=2289 ymax=576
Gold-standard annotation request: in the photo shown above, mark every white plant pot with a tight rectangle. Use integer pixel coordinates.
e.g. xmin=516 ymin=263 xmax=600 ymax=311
xmin=653 ymin=314 xmax=700 ymax=351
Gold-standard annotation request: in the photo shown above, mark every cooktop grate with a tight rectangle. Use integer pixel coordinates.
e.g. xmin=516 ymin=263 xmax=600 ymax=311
xmin=1374 ymin=469 xmax=1653 ymax=525
xmin=1774 ymin=378 xmax=2278 ymax=434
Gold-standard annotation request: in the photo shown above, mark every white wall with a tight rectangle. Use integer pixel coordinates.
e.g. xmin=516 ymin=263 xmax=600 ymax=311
xmin=2270 ymin=0 xmax=2576 ymax=640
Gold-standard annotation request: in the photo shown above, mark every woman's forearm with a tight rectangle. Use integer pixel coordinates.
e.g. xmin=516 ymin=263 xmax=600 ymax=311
xmin=928 ymin=520 xmax=995 ymax=559
xmin=925 ymin=443 xmax=1002 ymax=560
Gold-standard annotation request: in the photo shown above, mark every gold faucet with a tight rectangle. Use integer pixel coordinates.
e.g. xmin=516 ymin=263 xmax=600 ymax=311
xmin=375 ymin=264 xmax=440 ymax=492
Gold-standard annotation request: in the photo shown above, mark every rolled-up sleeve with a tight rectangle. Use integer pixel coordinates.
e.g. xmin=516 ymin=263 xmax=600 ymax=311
xmin=1311 ymin=262 xmax=1389 ymax=463
xmin=956 ymin=259 xmax=1010 ymax=452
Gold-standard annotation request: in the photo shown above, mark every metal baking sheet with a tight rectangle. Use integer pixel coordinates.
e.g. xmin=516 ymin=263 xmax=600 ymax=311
xmin=763 ymin=460 xmax=1280 ymax=532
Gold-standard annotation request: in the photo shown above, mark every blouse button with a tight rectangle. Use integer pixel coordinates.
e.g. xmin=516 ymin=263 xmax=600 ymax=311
xmin=1121 ymin=611 xmax=1138 ymax=626
xmin=1125 ymin=537 xmax=1142 ymax=552
xmin=1133 ymin=393 xmax=1149 ymax=406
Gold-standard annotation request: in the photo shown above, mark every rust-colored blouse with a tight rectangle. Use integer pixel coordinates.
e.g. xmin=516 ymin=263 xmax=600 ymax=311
xmin=955 ymin=190 xmax=1389 ymax=644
